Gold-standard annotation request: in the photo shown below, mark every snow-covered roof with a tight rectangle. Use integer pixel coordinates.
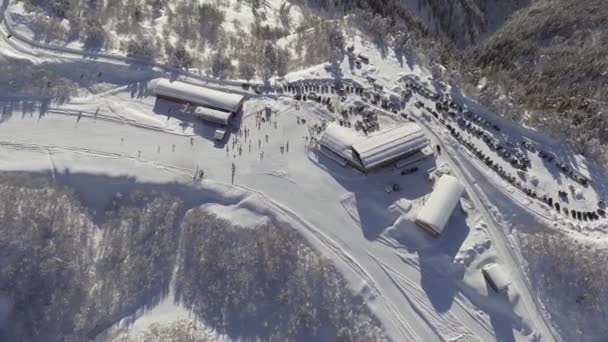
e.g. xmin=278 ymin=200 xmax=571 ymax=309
xmin=482 ymin=263 xmax=511 ymax=291
xmin=152 ymin=79 xmax=244 ymax=113
xmin=415 ymin=175 xmax=465 ymax=236
xmin=318 ymin=122 xmax=362 ymax=162
xmin=352 ymin=124 xmax=428 ymax=169
xmin=193 ymin=106 xmax=233 ymax=125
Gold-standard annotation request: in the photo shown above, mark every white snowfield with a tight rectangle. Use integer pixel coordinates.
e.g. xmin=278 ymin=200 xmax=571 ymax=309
xmin=415 ymin=174 xmax=466 ymax=236
xmin=151 ymin=79 xmax=245 ymax=113
xmin=3 ymin=2 xmax=608 ymax=341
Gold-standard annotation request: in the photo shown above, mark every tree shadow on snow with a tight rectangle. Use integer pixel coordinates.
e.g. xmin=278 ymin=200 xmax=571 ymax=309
xmin=127 ymin=80 xmax=149 ymax=99
xmin=43 ymin=60 xmax=158 ymax=94
xmin=396 ymin=48 xmax=417 ymax=71
xmin=0 ymin=97 xmax=51 ymax=123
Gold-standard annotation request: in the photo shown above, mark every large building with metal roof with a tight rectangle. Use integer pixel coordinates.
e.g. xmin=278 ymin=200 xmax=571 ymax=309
xmin=151 ymin=79 xmax=245 ymax=124
xmin=318 ymin=122 xmax=429 ymax=172
xmin=415 ymin=174 xmax=465 ymax=236
xmin=351 ymin=124 xmax=428 ymax=170
xmin=318 ymin=122 xmax=361 ymax=164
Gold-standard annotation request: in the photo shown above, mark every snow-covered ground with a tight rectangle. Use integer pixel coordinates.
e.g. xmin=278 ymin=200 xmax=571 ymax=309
xmin=3 ymin=2 xmax=608 ymax=340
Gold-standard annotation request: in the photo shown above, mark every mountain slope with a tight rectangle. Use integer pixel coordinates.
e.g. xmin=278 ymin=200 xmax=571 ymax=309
xmin=466 ymin=0 xmax=608 ymax=160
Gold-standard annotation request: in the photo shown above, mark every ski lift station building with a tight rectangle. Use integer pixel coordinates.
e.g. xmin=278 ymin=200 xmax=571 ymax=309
xmin=415 ymin=174 xmax=465 ymax=236
xmin=152 ymin=79 xmax=245 ymax=125
xmin=318 ymin=122 xmax=429 ymax=172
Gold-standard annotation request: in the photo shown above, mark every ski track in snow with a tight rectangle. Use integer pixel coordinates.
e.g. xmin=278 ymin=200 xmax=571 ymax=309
xmin=48 ymin=108 xmax=197 ymax=137
xmin=0 ymin=140 xmax=193 ymax=176
xmin=370 ymin=253 xmax=485 ymax=342
xmin=226 ymin=182 xmax=424 ymax=342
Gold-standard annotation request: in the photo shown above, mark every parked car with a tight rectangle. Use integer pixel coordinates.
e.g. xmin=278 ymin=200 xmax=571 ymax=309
xmin=400 ymin=167 xmax=419 ymax=175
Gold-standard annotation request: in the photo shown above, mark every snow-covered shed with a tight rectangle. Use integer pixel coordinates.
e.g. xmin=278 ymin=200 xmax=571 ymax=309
xmin=415 ymin=174 xmax=465 ymax=236
xmin=193 ymin=106 xmax=233 ymax=126
xmin=482 ymin=263 xmax=511 ymax=292
xmin=351 ymin=124 xmax=429 ymax=170
xmin=152 ymin=79 xmax=245 ymax=114
xmin=318 ymin=122 xmax=362 ymax=165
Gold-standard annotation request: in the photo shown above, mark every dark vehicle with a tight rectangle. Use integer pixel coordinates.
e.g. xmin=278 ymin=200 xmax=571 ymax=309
xmin=400 ymin=167 xmax=419 ymax=175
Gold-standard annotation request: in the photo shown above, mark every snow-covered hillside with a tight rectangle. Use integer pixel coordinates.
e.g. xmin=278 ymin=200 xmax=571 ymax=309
xmin=1 ymin=0 xmax=607 ymax=341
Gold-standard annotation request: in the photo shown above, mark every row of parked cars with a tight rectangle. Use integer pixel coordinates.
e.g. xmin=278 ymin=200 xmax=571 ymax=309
xmin=446 ymin=124 xmax=605 ymax=220
xmin=408 ymin=82 xmax=605 ymax=222
xmin=286 ymin=79 xmax=364 ymax=97
xmin=427 ymin=102 xmax=531 ymax=172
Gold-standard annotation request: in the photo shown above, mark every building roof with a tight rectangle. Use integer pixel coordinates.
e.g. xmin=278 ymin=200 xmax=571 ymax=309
xmin=415 ymin=174 xmax=465 ymax=235
xmin=482 ymin=263 xmax=510 ymax=291
xmin=193 ymin=106 xmax=233 ymax=125
xmin=318 ymin=122 xmax=362 ymax=162
xmin=152 ymin=79 xmax=244 ymax=113
xmin=352 ymin=124 xmax=428 ymax=169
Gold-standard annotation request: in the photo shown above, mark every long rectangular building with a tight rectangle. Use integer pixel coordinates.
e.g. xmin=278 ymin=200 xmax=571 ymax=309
xmin=152 ymin=79 xmax=245 ymax=114
xmin=352 ymin=125 xmax=428 ymax=170
xmin=318 ymin=122 xmax=429 ymax=172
